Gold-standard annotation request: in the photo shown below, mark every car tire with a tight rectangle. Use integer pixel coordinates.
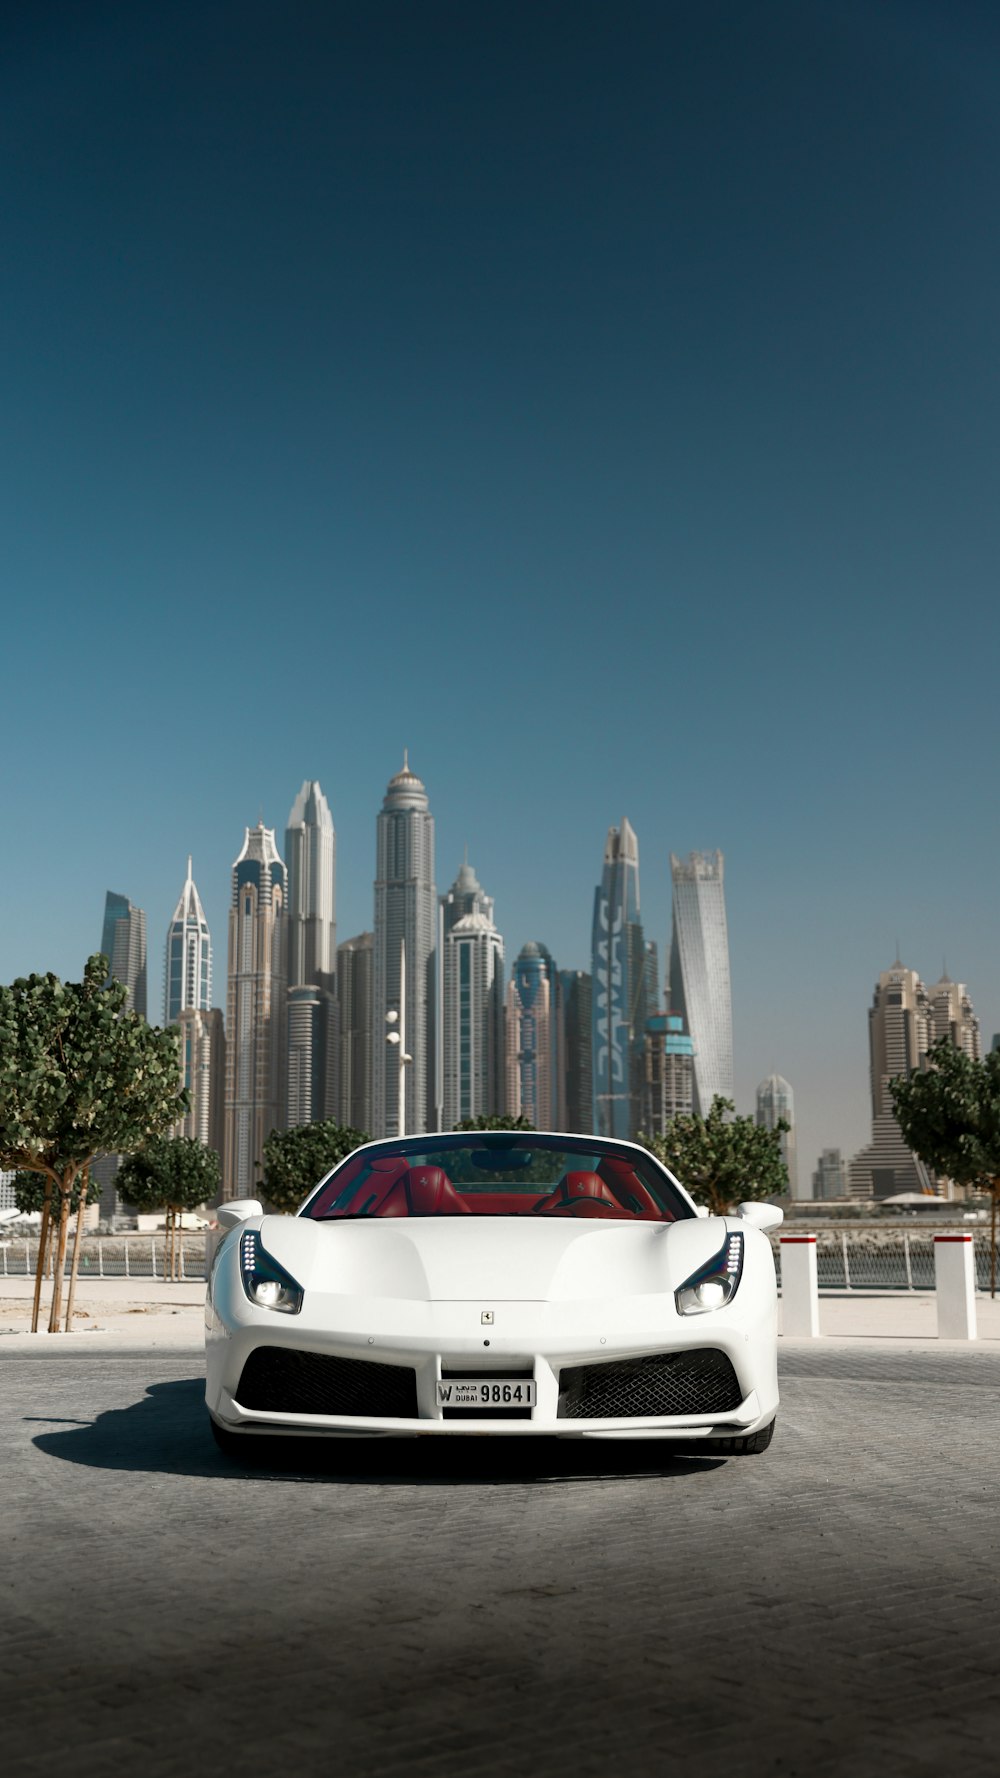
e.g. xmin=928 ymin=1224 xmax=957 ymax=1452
xmin=703 ymin=1418 xmax=776 ymax=1456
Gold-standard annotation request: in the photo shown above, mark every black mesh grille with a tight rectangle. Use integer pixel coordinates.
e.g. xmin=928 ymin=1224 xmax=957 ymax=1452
xmin=558 ymin=1348 xmax=743 ymax=1420
xmin=236 ymin=1347 xmax=419 ymax=1419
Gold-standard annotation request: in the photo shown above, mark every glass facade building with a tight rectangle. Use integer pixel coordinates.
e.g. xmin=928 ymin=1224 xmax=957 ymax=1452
xmin=164 ymin=858 xmax=211 ymax=1024
xmin=668 ymin=851 xmax=733 ymax=1116
xmin=442 ymin=905 xmax=504 ymax=1128
xmin=373 ymin=755 xmax=436 ymax=1137
xmin=506 ymin=942 xmax=558 ymax=1128
xmin=223 ymin=824 xmax=287 ymax=1199
xmin=591 ymin=819 xmax=647 ymax=1140
xmin=101 ymin=890 xmax=147 ymax=1017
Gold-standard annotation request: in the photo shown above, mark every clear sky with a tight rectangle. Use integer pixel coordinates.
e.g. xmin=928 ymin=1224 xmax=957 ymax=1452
xmin=3 ymin=1 xmax=999 ymax=1178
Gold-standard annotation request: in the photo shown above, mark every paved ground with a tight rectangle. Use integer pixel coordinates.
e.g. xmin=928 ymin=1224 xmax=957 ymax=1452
xmin=3 ymin=1338 xmax=1000 ymax=1778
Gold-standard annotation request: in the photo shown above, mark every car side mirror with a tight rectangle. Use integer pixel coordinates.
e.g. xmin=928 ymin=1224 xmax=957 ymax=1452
xmin=737 ymin=1201 xmax=784 ymax=1233
xmin=217 ymin=1199 xmax=263 ymax=1230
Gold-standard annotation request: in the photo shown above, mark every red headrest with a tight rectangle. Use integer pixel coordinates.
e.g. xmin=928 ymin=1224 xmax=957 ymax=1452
xmin=400 ymin=1166 xmax=469 ymax=1215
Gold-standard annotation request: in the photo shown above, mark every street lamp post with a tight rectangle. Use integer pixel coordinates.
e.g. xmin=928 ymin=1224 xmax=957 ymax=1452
xmin=385 ymin=937 xmax=413 ymax=1136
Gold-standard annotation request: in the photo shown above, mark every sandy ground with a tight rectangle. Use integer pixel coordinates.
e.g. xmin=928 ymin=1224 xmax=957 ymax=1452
xmin=3 ymin=1272 xmax=1000 ymax=1349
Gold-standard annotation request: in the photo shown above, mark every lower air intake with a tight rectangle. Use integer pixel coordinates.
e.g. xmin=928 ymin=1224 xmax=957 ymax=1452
xmin=558 ymin=1348 xmax=742 ymax=1420
xmin=236 ymin=1348 xmax=418 ymax=1418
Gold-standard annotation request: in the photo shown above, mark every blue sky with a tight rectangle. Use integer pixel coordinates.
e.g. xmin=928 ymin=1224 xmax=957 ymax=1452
xmin=2 ymin=1 xmax=999 ymax=1175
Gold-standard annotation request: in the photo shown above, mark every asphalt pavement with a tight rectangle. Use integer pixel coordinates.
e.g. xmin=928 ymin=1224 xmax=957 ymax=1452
xmin=3 ymin=1337 xmax=1000 ymax=1778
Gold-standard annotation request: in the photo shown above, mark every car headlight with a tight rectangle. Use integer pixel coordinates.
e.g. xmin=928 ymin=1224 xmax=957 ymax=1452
xmin=675 ymin=1231 xmax=743 ymax=1315
xmin=240 ymin=1229 xmax=303 ymax=1314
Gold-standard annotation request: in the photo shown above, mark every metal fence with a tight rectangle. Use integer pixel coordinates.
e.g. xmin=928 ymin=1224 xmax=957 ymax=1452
xmin=2 ymin=1230 xmax=997 ymax=1293
xmin=771 ymin=1233 xmax=998 ymax=1293
xmin=0 ymin=1237 xmax=207 ymax=1281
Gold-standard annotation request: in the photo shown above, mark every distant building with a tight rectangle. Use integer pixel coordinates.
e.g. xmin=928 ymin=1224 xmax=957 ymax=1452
xmin=284 ymin=782 xmax=337 ymax=1128
xmin=926 ymin=975 xmax=980 ymax=1059
xmin=442 ymin=901 xmax=505 ymax=1128
xmin=173 ymin=1007 xmax=226 ymax=1161
xmin=506 ymin=942 xmax=558 ymax=1128
xmin=812 ymin=1148 xmax=848 ymax=1201
xmin=336 ymin=933 xmax=374 ymax=1135
xmin=223 ymin=824 xmax=287 ymax=1199
xmin=0 ymin=1171 xmax=15 ymax=1212
xmin=100 ymin=891 xmax=147 ymax=1017
xmin=643 ymin=1012 xmax=694 ymax=1136
xmin=373 ymin=755 xmax=436 ymax=1137
xmin=668 ymin=851 xmax=733 ymax=1115
xmin=755 ymin=1074 xmax=798 ymax=1199
xmin=558 ymin=969 xmax=593 ymax=1133
xmin=592 ymin=819 xmax=647 ymax=1140
xmin=848 ymin=960 xmax=936 ymax=1200
xmin=164 ymin=858 xmax=212 ymax=1024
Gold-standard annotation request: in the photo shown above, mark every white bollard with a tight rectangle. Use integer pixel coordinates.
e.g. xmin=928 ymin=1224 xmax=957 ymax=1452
xmin=934 ymin=1234 xmax=977 ymax=1340
xmin=780 ymin=1235 xmax=820 ymax=1337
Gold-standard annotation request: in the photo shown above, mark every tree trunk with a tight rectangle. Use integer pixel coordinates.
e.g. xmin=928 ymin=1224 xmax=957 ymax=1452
xmin=176 ymin=1210 xmax=184 ymax=1283
xmin=47 ymin=1182 xmax=73 ymax=1333
xmin=64 ymin=1169 xmax=90 ymax=1332
xmin=31 ymin=1174 xmax=55 ymax=1333
xmin=991 ymin=1181 xmax=998 ymax=1300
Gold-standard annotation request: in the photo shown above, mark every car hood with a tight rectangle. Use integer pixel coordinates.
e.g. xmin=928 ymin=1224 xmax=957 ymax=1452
xmin=253 ymin=1213 xmax=735 ymax=1303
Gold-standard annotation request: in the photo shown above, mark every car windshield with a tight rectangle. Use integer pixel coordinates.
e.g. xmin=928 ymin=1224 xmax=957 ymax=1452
xmin=301 ymin=1133 xmax=692 ymax=1222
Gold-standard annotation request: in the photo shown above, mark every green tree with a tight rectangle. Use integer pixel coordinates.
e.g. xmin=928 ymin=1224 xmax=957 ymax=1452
xmin=641 ymin=1095 xmax=789 ymax=1216
xmin=116 ymin=1135 xmax=220 ymax=1279
xmin=453 ymin=1114 xmax=536 ymax=1132
xmin=13 ymin=1170 xmax=92 ymax=1218
xmin=0 ymin=956 xmax=185 ymax=1331
xmin=260 ymin=1119 xmax=369 ymax=1214
xmin=889 ymin=1037 xmax=1000 ymax=1294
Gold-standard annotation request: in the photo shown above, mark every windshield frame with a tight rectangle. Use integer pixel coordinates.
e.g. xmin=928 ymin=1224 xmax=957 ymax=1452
xmin=297 ymin=1131 xmax=697 ymax=1223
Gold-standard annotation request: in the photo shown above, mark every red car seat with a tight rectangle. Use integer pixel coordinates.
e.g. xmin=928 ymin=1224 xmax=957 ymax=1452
xmin=533 ymin=1170 xmax=622 ymax=1216
xmin=379 ymin=1166 xmax=470 ymax=1216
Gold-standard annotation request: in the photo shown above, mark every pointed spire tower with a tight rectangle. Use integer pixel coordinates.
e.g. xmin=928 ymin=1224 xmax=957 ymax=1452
xmin=164 ymin=857 xmax=212 ymax=1024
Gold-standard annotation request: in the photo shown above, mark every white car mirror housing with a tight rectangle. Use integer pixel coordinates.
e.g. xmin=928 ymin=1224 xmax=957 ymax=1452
xmin=737 ymin=1201 xmax=784 ymax=1233
xmin=694 ymin=1205 xmax=710 ymax=1218
xmin=217 ymin=1199 xmax=264 ymax=1230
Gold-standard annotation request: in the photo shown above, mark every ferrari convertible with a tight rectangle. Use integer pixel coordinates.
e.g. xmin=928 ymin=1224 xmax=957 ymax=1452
xmin=205 ymin=1130 xmax=782 ymax=1455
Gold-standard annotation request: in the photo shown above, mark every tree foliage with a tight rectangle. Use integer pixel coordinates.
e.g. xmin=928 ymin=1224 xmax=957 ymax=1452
xmin=641 ymin=1095 xmax=789 ymax=1215
xmin=13 ymin=1170 xmax=92 ymax=1217
xmin=0 ymin=955 xmax=185 ymax=1329
xmin=260 ymin=1120 xmax=369 ymax=1213
xmin=889 ymin=1039 xmax=1000 ymax=1191
xmin=453 ymin=1114 xmax=536 ymax=1132
xmin=116 ymin=1135 xmax=220 ymax=1215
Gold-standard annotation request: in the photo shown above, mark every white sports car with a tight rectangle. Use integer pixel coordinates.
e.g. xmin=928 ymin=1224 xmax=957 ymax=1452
xmin=206 ymin=1131 xmax=782 ymax=1457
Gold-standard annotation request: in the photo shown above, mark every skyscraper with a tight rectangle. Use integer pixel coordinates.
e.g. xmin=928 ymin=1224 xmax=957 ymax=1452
xmin=755 ymin=1074 xmax=798 ymax=1198
xmin=592 ymin=819 xmax=646 ymax=1140
xmin=223 ymin=823 xmax=286 ymax=1199
xmin=927 ymin=974 xmax=980 ymax=1058
xmin=668 ymin=851 xmax=733 ymax=1115
xmin=506 ymin=942 xmax=558 ymax=1128
xmin=100 ymin=891 xmax=147 ymax=1017
xmin=442 ymin=891 xmax=505 ymax=1128
xmin=643 ymin=1012 xmax=694 ymax=1135
xmin=847 ymin=960 xmax=935 ymax=1200
xmin=336 ymin=932 xmax=374 ymax=1134
xmin=284 ymin=781 xmax=337 ymax=1127
xmin=811 ymin=1148 xmax=847 ymax=1201
xmin=164 ymin=857 xmax=211 ymax=1023
xmin=373 ymin=755 xmax=436 ymax=1137
xmin=558 ymin=969 xmax=593 ymax=1133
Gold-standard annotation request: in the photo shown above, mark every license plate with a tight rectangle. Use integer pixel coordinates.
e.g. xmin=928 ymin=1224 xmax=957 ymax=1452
xmin=436 ymin=1378 xmax=536 ymax=1409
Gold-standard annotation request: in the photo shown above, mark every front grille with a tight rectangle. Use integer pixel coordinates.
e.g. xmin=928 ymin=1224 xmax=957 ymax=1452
xmin=557 ymin=1348 xmax=742 ymax=1420
xmin=235 ymin=1347 xmax=418 ymax=1419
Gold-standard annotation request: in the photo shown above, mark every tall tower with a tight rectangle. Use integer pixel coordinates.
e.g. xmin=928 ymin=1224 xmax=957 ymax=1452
xmin=668 ymin=851 xmax=733 ymax=1115
xmin=100 ymin=891 xmax=147 ymax=1017
xmin=373 ymin=755 xmax=436 ymax=1137
xmin=165 ymin=858 xmax=223 ymax=1159
xmin=591 ymin=819 xmax=646 ymax=1140
xmin=643 ymin=1012 xmax=694 ymax=1136
xmin=164 ymin=857 xmax=212 ymax=1023
xmin=506 ymin=942 xmax=558 ymax=1128
xmin=756 ymin=1074 xmax=798 ymax=1198
xmin=848 ymin=960 xmax=935 ymax=1199
xmin=442 ymin=881 xmax=505 ymax=1129
xmin=284 ymin=781 xmax=337 ymax=1127
xmin=558 ymin=969 xmax=593 ymax=1133
xmin=927 ymin=975 xmax=980 ymax=1059
xmin=336 ymin=932 xmax=374 ymax=1134
xmin=223 ymin=824 xmax=286 ymax=1199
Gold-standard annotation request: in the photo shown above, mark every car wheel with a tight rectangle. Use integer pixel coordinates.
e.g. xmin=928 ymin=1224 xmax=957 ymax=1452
xmin=704 ymin=1418 xmax=776 ymax=1456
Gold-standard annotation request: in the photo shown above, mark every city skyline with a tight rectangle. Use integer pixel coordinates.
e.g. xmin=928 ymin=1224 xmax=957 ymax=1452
xmin=5 ymin=6 xmax=1000 ymax=1193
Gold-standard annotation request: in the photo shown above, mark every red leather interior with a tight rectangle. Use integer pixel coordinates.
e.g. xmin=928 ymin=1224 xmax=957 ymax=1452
xmin=534 ymin=1171 xmax=622 ymax=1216
xmin=596 ymin=1154 xmax=670 ymax=1220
